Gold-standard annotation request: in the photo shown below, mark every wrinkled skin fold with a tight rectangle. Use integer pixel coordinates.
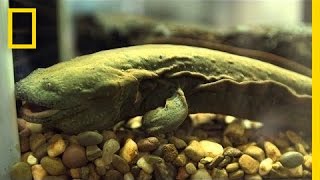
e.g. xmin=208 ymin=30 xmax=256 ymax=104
xmin=16 ymin=45 xmax=311 ymax=134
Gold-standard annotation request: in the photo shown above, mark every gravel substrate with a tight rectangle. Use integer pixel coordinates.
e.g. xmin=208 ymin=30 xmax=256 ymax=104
xmin=12 ymin=114 xmax=312 ymax=180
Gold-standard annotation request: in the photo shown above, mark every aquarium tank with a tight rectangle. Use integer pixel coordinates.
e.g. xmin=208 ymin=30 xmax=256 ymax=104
xmin=0 ymin=0 xmax=312 ymax=180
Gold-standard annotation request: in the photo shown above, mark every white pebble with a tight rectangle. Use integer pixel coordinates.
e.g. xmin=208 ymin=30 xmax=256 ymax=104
xmin=27 ymin=154 xmax=38 ymax=165
xmin=137 ymin=156 xmax=153 ymax=174
xmin=259 ymin=158 xmax=273 ymax=176
xmin=199 ymin=140 xmax=223 ymax=158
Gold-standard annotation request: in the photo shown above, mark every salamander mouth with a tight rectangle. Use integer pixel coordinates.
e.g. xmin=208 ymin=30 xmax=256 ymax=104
xmin=21 ymin=101 xmax=60 ymax=120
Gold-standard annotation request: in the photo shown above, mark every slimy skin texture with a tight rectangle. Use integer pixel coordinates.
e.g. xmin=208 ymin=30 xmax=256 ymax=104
xmin=16 ymin=45 xmax=311 ymax=134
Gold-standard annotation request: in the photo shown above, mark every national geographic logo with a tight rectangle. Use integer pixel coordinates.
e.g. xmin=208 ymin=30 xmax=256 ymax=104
xmin=8 ymin=8 xmax=36 ymax=49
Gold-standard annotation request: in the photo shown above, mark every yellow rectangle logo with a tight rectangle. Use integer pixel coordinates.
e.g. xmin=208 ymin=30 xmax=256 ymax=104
xmin=8 ymin=8 xmax=36 ymax=49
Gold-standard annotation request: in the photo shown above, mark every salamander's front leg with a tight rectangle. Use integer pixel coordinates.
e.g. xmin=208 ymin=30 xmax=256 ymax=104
xmin=142 ymin=88 xmax=188 ymax=134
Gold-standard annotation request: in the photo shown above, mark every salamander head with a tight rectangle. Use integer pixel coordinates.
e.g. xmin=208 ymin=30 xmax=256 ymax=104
xmin=16 ymin=63 xmax=138 ymax=133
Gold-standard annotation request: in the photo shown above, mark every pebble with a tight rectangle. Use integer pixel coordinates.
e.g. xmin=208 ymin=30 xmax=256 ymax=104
xmin=264 ymin=141 xmax=281 ymax=162
xmin=279 ymin=151 xmax=304 ymax=168
xmin=239 ymin=154 xmax=259 ymax=174
xmin=286 ymin=130 xmax=308 ymax=148
xmin=303 ymin=170 xmax=312 ymax=177
xmin=102 ymin=130 xmax=117 ymax=142
xmin=69 ymin=168 xmax=81 ymax=179
xmin=303 ymin=154 xmax=312 ymax=169
xmin=173 ymin=152 xmax=188 ymax=167
xmin=62 ymin=144 xmax=87 ymax=168
xmin=211 ymin=168 xmax=228 ymax=179
xmin=162 ymin=144 xmax=178 ymax=162
xmin=112 ymin=154 xmax=130 ymax=174
xmin=102 ymin=138 xmax=120 ymax=165
xmin=10 ymin=162 xmax=32 ymax=180
xmin=138 ymin=169 xmax=152 ymax=180
xmin=94 ymin=158 xmax=106 ymax=176
xmin=47 ymin=136 xmax=66 ymax=157
xmin=26 ymin=122 xmax=43 ymax=133
xmin=206 ymin=155 xmax=224 ymax=169
xmin=31 ymin=164 xmax=47 ymax=180
xmin=184 ymin=140 xmax=205 ymax=161
xmin=243 ymin=145 xmax=265 ymax=162
xmin=19 ymin=136 xmax=30 ymax=152
xmin=137 ymin=156 xmax=154 ymax=174
xmin=124 ymin=172 xmax=135 ymax=180
xmin=29 ymin=133 xmax=46 ymax=152
xmin=81 ymin=166 xmax=90 ymax=179
xmin=190 ymin=169 xmax=212 ymax=180
xmin=40 ymin=156 xmax=66 ymax=175
xmin=176 ymin=167 xmax=189 ymax=180
xmin=228 ymin=169 xmax=244 ymax=180
xmin=154 ymin=162 xmax=175 ymax=180
xmin=226 ymin=162 xmax=239 ymax=173
xmin=185 ymin=163 xmax=197 ymax=175
xmin=168 ymin=136 xmax=187 ymax=149
xmin=120 ymin=138 xmax=138 ymax=163
xmin=105 ymin=169 xmax=123 ymax=180
xmin=258 ymin=158 xmax=273 ymax=176
xmin=199 ymin=140 xmax=224 ymax=158
xmin=218 ymin=156 xmax=232 ymax=168
xmin=34 ymin=143 xmax=48 ymax=159
xmin=224 ymin=121 xmax=245 ymax=142
xmin=137 ymin=137 xmax=160 ymax=152
xmin=26 ymin=153 xmax=38 ymax=165
xmin=295 ymin=143 xmax=308 ymax=155
xmin=43 ymin=175 xmax=68 ymax=180
xmin=223 ymin=147 xmax=243 ymax=157
xmin=86 ymin=145 xmax=102 ymax=161
xmin=76 ymin=131 xmax=103 ymax=146
xmin=288 ymin=165 xmax=303 ymax=177
xmin=244 ymin=174 xmax=262 ymax=180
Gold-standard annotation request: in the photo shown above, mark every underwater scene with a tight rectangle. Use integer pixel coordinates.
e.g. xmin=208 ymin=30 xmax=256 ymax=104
xmin=2 ymin=1 xmax=312 ymax=180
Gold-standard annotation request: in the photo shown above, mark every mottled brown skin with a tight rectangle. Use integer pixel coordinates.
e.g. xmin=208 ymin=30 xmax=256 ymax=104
xmin=16 ymin=45 xmax=311 ymax=134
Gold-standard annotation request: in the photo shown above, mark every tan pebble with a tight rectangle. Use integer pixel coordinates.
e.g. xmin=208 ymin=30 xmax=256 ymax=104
xmin=295 ymin=143 xmax=308 ymax=155
xmin=176 ymin=166 xmax=189 ymax=180
xmin=102 ymin=138 xmax=120 ymax=165
xmin=137 ymin=156 xmax=153 ymax=174
xmin=62 ymin=144 xmax=87 ymax=168
xmin=226 ymin=162 xmax=239 ymax=173
xmin=303 ymin=170 xmax=312 ymax=177
xmin=94 ymin=158 xmax=106 ymax=176
xmin=40 ymin=156 xmax=66 ymax=175
xmin=26 ymin=122 xmax=43 ymax=133
xmin=184 ymin=140 xmax=205 ymax=162
xmin=69 ymin=168 xmax=81 ymax=179
xmin=31 ymin=164 xmax=47 ymax=180
xmin=200 ymin=157 xmax=214 ymax=165
xmin=200 ymin=140 xmax=223 ymax=158
xmin=27 ymin=153 xmax=38 ymax=165
xmin=112 ymin=154 xmax=130 ymax=174
xmin=211 ymin=168 xmax=228 ymax=179
xmin=198 ymin=162 xmax=205 ymax=169
xmin=30 ymin=133 xmax=46 ymax=152
xmin=303 ymin=154 xmax=312 ymax=170
xmin=185 ymin=162 xmax=197 ymax=175
xmin=272 ymin=161 xmax=283 ymax=170
xmin=47 ymin=137 xmax=66 ymax=157
xmin=243 ymin=145 xmax=265 ymax=162
xmin=264 ymin=141 xmax=281 ymax=162
xmin=10 ymin=162 xmax=32 ymax=180
xmin=168 ymin=136 xmax=187 ymax=149
xmin=239 ymin=154 xmax=259 ymax=174
xmin=206 ymin=155 xmax=224 ymax=169
xmin=162 ymin=144 xmax=178 ymax=162
xmin=222 ymin=135 xmax=233 ymax=147
xmin=17 ymin=118 xmax=27 ymax=131
xmin=190 ymin=169 xmax=212 ymax=180
xmin=244 ymin=174 xmax=262 ymax=180
xmin=76 ymin=131 xmax=103 ymax=146
xmin=120 ymin=138 xmax=138 ymax=163
xmin=286 ymin=130 xmax=308 ymax=149
xmin=19 ymin=136 xmax=30 ymax=152
xmin=86 ymin=145 xmax=102 ymax=161
xmin=124 ymin=172 xmax=135 ymax=180
xmin=228 ymin=169 xmax=244 ymax=180
xmin=173 ymin=152 xmax=188 ymax=167
xmin=218 ymin=156 xmax=232 ymax=168
xmin=288 ymin=165 xmax=303 ymax=178
xmin=259 ymin=158 xmax=273 ymax=176
xmin=137 ymin=137 xmax=160 ymax=152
